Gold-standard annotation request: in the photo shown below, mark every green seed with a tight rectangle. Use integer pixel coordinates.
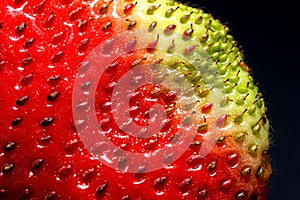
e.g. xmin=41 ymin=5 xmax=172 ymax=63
xmin=234 ymin=132 xmax=247 ymax=143
xmin=256 ymin=166 xmax=265 ymax=178
xmin=252 ymin=124 xmax=261 ymax=135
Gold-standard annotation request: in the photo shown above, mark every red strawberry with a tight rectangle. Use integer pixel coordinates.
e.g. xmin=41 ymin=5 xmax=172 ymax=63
xmin=0 ymin=0 xmax=271 ymax=200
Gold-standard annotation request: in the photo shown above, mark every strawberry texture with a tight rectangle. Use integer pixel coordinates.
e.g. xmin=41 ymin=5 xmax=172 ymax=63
xmin=0 ymin=0 xmax=270 ymax=200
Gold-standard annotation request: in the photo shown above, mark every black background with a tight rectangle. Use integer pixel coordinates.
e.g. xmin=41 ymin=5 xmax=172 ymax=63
xmin=184 ymin=0 xmax=300 ymax=199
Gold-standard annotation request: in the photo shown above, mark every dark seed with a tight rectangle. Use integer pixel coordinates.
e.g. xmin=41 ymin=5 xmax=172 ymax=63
xmin=100 ymin=102 xmax=112 ymax=111
xmin=4 ymin=142 xmax=16 ymax=151
xmin=59 ymin=165 xmax=72 ymax=177
xmin=249 ymin=194 xmax=258 ymax=200
xmin=207 ymin=161 xmax=217 ymax=171
xmin=48 ymin=75 xmax=61 ymax=84
xmin=167 ymin=39 xmax=175 ymax=52
xmin=241 ymin=166 xmax=252 ymax=176
xmin=219 ymin=179 xmax=233 ymax=191
xmin=78 ymin=38 xmax=89 ymax=51
xmin=125 ymin=37 xmax=137 ymax=52
xmin=103 ymin=82 xmax=116 ymax=92
xmin=184 ymin=44 xmax=197 ymax=55
xmin=180 ymin=177 xmax=192 ymax=187
xmin=13 ymin=0 xmax=25 ymax=5
xmin=61 ymin=0 xmax=72 ymax=4
xmin=118 ymin=157 xmax=127 ymax=168
xmin=24 ymin=38 xmax=34 ymax=48
xmin=195 ymin=16 xmax=203 ymax=24
xmin=99 ymin=3 xmax=109 ymax=14
xmin=164 ymin=24 xmax=176 ymax=35
xmin=16 ymin=22 xmax=26 ymax=34
xmin=236 ymin=191 xmax=248 ymax=199
xmin=154 ymin=176 xmax=167 ymax=185
xmin=234 ymin=114 xmax=244 ymax=124
xmin=12 ymin=117 xmax=23 ymax=126
xmin=64 ymin=139 xmax=78 ymax=152
xmin=163 ymin=153 xmax=174 ymax=164
xmin=100 ymin=118 xmax=111 ymax=130
xmin=32 ymin=158 xmax=44 ymax=169
xmin=81 ymin=81 xmax=92 ymax=90
xmin=22 ymin=57 xmax=33 ymax=66
xmin=102 ymin=22 xmax=112 ymax=31
xmin=2 ymin=163 xmax=14 ymax=173
xmin=165 ymin=7 xmax=178 ymax=18
xmin=180 ymin=13 xmax=192 ymax=23
xmin=256 ymin=166 xmax=265 ymax=178
xmin=202 ymin=103 xmax=213 ymax=113
xmin=147 ymin=34 xmax=159 ymax=52
xmin=69 ymin=7 xmax=82 ymax=20
xmin=123 ymin=3 xmax=136 ymax=14
xmin=131 ymin=58 xmax=146 ymax=68
xmin=0 ymin=60 xmax=6 ymax=71
xmin=150 ymin=86 xmax=162 ymax=97
xmin=205 ymin=20 xmax=212 ymax=28
xmin=47 ymin=91 xmax=60 ymax=102
xmin=197 ymin=188 xmax=208 ymax=197
xmin=52 ymin=32 xmax=64 ymax=44
xmin=41 ymin=135 xmax=52 ymax=142
xmin=200 ymin=34 xmax=209 ymax=42
xmin=183 ymin=27 xmax=194 ymax=40
xmin=76 ymin=101 xmax=89 ymax=110
xmin=216 ymin=114 xmax=228 ymax=128
xmin=102 ymin=39 xmax=115 ymax=54
xmin=122 ymin=195 xmax=130 ymax=200
xmin=192 ymin=140 xmax=201 ymax=146
xmin=44 ymin=12 xmax=55 ymax=27
xmin=234 ymin=132 xmax=247 ymax=143
xmin=137 ymin=166 xmax=146 ymax=173
xmin=197 ymin=123 xmax=208 ymax=132
xmin=148 ymin=21 xmax=157 ymax=32
xmin=226 ymin=152 xmax=239 ymax=167
xmin=248 ymin=145 xmax=258 ymax=154
xmin=216 ymin=135 xmax=226 ymax=143
xmin=40 ymin=117 xmax=54 ymax=127
xmin=0 ymin=187 xmax=8 ymax=194
xmin=45 ymin=191 xmax=60 ymax=200
xmin=147 ymin=4 xmax=160 ymax=15
xmin=164 ymin=90 xmax=176 ymax=101
xmin=78 ymin=20 xmax=88 ymax=32
xmin=51 ymin=51 xmax=64 ymax=63
xmin=96 ymin=182 xmax=108 ymax=194
xmin=252 ymin=124 xmax=261 ymax=135
xmin=33 ymin=1 xmax=46 ymax=13
xmin=261 ymin=115 xmax=267 ymax=125
xmin=82 ymin=167 xmax=95 ymax=180
xmin=262 ymin=150 xmax=270 ymax=161
xmin=16 ymin=96 xmax=29 ymax=106
xmin=127 ymin=20 xmax=137 ymax=30
xmin=20 ymin=188 xmax=31 ymax=199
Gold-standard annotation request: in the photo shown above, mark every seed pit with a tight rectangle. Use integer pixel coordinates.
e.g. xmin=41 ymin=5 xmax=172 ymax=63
xmin=25 ymin=38 xmax=35 ymax=48
xmin=40 ymin=117 xmax=55 ymax=127
xmin=4 ymin=142 xmax=16 ymax=151
xmin=16 ymin=22 xmax=26 ymax=34
xmin=16 ymin=96 xmax=30 ymax=106
xmin=12 ymin=117 xmax=23 ymax=126
xmin=96 ymin=182 xmax=108 ymax=195
xmin=2 ymin=163 xmax=14 ymax=173
xmin=32 ymin=158 xmax=44 ymax=169
xmin=47 ymin=91 xmax=60 ymax=102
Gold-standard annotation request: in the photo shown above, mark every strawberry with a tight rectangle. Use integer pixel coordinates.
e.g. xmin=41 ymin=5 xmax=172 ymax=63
xmin=0 ymin=0 xmax=271 ymax=200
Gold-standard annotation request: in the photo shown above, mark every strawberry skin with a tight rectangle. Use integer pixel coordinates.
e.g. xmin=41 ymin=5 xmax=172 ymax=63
xmin=0 ymin=0 xmax=271 ymax=200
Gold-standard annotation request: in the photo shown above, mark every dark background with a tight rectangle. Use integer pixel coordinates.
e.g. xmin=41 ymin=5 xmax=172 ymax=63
xmin=184 ymin=0 xmax=300 ymax=199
